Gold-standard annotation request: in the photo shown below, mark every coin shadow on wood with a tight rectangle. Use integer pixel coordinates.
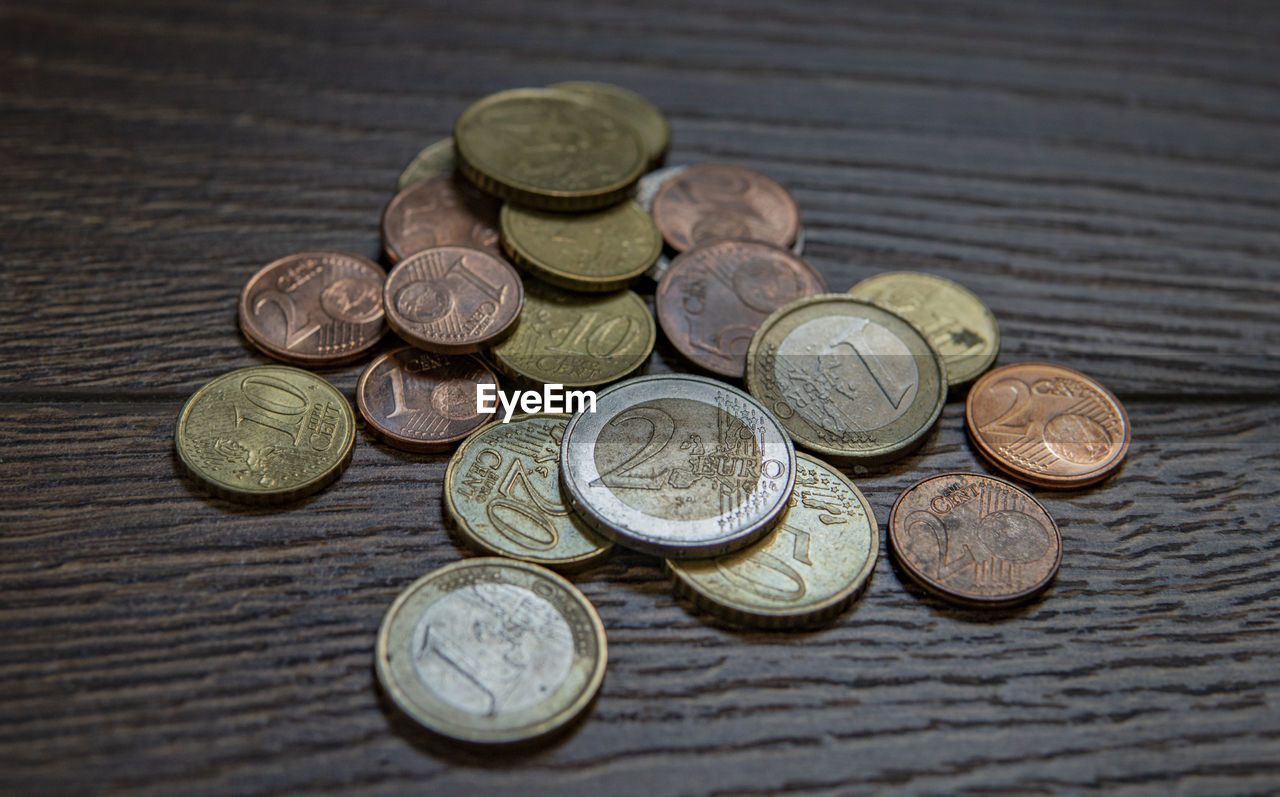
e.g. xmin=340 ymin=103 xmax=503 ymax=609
xmin=169 ymin=445 xmax=334 ymax=514
xmin=883 ymin=548 xmax=1049 ymax=623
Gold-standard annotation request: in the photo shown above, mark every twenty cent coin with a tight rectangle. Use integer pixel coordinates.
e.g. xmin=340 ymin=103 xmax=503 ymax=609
xmin=356 ymin=347 xmax=498 ymax=453
xmin=381 ymin=174 xmax=501 ymax=263
xmin=383 ymin=246 xmax=522 ymax=354
xmin=500 ymin=200 xmax=661 ymax=292
xmin=849 ymin=271 xmax=999 ymax=388
xmin=651 ymin=163 xmax=801 ymax=253
xmin=668 ymin=453 xmax=877 ymax=628
xmin=238 ymin=251 xmax=385 ymax=366
xmin=745 ymin=295 xmax=947 ymax=465
xmin=175 ymin=365 xmax=355 ymax=503
xmin=548 ymin=80 xmax=670 ymax=168
xmin=560 ymin=374 xmax=796 ymax=559
xmin=888 ymin=472 xmax=1061 ymax=607
xmin=966 ymin=362 xmax=1130 ymax=488
xmin=375 ymin=558 xmax=607 ymax=744
xmin=656 ymin=240 xmax=826 ymax=378
xmin=396 ymin=137 xmax=457 ymax=191
xmin=445 ymin=414 xmax=613 ymax=570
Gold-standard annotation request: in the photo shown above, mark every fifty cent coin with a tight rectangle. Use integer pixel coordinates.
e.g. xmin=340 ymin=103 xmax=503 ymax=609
xmin=238 ymin=251 xmax=385 ymax=366
xmin=383 ymin=245 xmax=522 ymax=354
xmin=175 ymin=365 xmax=355 ymax=503
xmin=397 ymin=137 xmax=456 ymax=191
xmin=966 ymin=362 xmax=1130 ymax=488
xmin=375 ymin=558 xmax=607 ymax=744
xmin=381 ymin=174 xmax=501 ymax=264
xmin=560 ymin=374 xmax=796 ymax=559
xmin=547 ymin=80 xmax=670 ymax=168
xmin=356 ymin=347 xmax=497 ymax=453
xmin=652 ymin=163 xmax=801 ymax=253
xmin=500 ymin=200 xmax=661 ymax=292
xmin=656 ymin=240 xmax=826 ymax=378
xmin=888 ymin=472 xmax=1061 ymax=607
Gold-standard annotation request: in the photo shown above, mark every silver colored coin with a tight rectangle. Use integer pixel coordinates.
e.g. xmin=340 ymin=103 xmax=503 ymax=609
xmin=560 ymin=374 xmax=796 ymax=559
xmin=375 ymin=557 xmax=607 ymax=744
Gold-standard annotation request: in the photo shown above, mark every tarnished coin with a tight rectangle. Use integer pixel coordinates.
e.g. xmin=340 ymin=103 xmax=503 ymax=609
xmin=454 ymin=88 xmax=647 ymax=211
xmin=382 ymin=174 xmax=501 ymax=263
xmin=383 ymin=246 xmax=523 ymax=354
xmin=656 ymin=240 xmax=826 ymax=378
xmin=560 ymin=374 xmax=796 ymax=559
xmin=966 ymin=362 xmax=1130 ymax=488
xmin=397 ymin=137 xmax=456 ymax=191
xmin=888 ymin=472 xmax=1061 ymax=607
xmin=745 ymin=295 xmax=947 ymax=465
xmin=445 ymin=414 xmax=613 ymax=570
xmin=500 ymin=200 xmax=661 ymax=292
xmin=356 ymin=347 xmax=497 ymax=453
xmin=490 ymin=280 xmax=654 ymax=388
xmin=634 ymin=164 xmax=688 ymax=211
xmin=175 ymin=365 xmax=355 ymax=503
xmin=238 ymin=251 xmax=385 ymax=366
xmin=548 ymin=80 xmax=670 ymax=168
xmin=668 ymin=453 xmax=877 ymax=628
xmin=375 ymin=558 xmax=607 ymax=744
xmin=849 ymin=271 xmax=999 ymax=388
xmin=651 ymin=163 xmax=801 ymax=253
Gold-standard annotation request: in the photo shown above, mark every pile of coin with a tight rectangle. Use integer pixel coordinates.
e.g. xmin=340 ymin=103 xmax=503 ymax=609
xmin=173 ymin=82 xmax=1131 ymax=745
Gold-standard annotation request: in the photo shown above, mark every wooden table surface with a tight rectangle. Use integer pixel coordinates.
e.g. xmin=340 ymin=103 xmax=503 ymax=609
xmin=3 ymin=1 xmax=1278 ymax=794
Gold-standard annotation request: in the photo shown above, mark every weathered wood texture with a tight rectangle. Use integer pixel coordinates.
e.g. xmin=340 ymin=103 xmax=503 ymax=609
xmin=1 ymin=1 xmax=1277 ymax=794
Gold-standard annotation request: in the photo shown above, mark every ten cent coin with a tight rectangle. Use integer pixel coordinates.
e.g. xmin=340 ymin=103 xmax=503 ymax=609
xmin=175 ymin=365 xmax=355 ymax=503
xmin=888 ymin=472 xmax=1061 ymax=607
xmin=375 ymin=558 xmax=607 ymax=744
xmin=966 ymin=362 xmax=1130 ymax=488
xmin=381 ymin=174 xmax=501 ymax=263
xmin=396 ymin=137 xmax=456 ymax=191
xmin=500 ymin=200 xmax=661 ymax=292
xmin=356 ymin=347 xmax=498 ymax=453
xmin=651 ymin=163 xmax=801 ymax=253
xmin=560 ymin=374 xmax=796 ymax=559
xmin=548 ymin=80 xmax=670 ymax=168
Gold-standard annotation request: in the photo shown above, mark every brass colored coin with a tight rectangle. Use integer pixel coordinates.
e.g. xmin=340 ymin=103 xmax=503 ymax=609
xmin=356 ymin=347 xmax=498 ymax=453
xmin=396 ymin=137 xmax=457 ymax=192
xmin=454 ymin=88 xmax=646 ymax=211
xmin=375 ymin=557 xmax=607 ymax=744
xmin=490 ymin=279 xmax=654 ymax=388
xmin=383 ymin=246 xmax=523 ymax=354
xmin=445 ymin=414 xmax=613 ymax=570
xmin=888 ymin=472 xmax=1061 ymax=607
xmin=500 ymin=200 xmax=661 ymax=292
xmin=651 ymin=163 xmax=801 ymax=253
xmin=966 ymin=362 xmax=1130 ymax=489
xmin=560 ymin=374 xmax=797 ymax=559
xmin=668 ymin=453 xmax=878 ymax=628
xmin=382 ymin=174 xmax=501 ymax=263
xmin=745 ymin=294 xmax=947 ymax=465
xmin=548 ymin=80 xmax=670 ymax=168
xmin=174 ymin=365 xmax=355 ymax=503
xmin=849 ymin=271 xmax=999 ymax=388
xmin=238 ymin=251 xmax=386 ymax=367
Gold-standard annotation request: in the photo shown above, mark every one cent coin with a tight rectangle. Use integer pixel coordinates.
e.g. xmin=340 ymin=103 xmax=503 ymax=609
xmin=238 ymin=251 xmax=386 ymax=366
xmin=656 ymin=240 xmax=826 ymax=378
xmin=651 ymin=163 xmax=801 ymax=253
xmin=381 ymin=174 xmax=501 ymax=264
xmin=383 ymin=245 xmax=522 ymax=354
xmin=396 ymin=136 xmax=456 ymax=191
xmin=375 ymin=558 xmax=607 ymax=744
xmin=745 ymin=295 xmax=947 ymax=465
xmin=849 ymin=271 xmax=1000 ymax=388
xmin=888 ymin=472 xmax=1061 ymax=607
xmin=965 ymin=362 xmax=1130 ymax=488
xmin=175 ymin=365 xmax=356 ymax=503
xmin=667 ymin=453 xmax=878 ymax=628
xmin=560 ymin=374 xmax=796 ymax=559
xmin=500 ymin=200 xmax=661 ymax=292
xmin=547 ymin=80 xmax=670 ymax=168
xmin=444 ymin=413 xmax=613 ymax=570
xmin=356 ymin=347 xmax=498 ymax=453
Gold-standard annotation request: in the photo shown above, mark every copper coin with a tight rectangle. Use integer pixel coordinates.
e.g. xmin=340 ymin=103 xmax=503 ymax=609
xmin=238 ymin=250 xmax=386 ymax=366
xmin=651 ymin=163 xmax=801 ymax=253
xmin=356 ymin=347 xmax=497 ymax=452
xmin=889 ymin=472 xmax=1061 ymax=607
xmin=381 ymin=174 xmax=501 ymax=264
xmin=382 ymin=246 xmax=523 ymax=354
xmin=655 ymin=240 xmax=826 ymax=378
xmin=966 ymin=362 xmax=1130 ymax=489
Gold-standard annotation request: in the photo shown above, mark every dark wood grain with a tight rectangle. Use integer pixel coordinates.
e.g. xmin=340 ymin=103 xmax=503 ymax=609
xmin=1 ymin=0 xmax=1278 ymax=794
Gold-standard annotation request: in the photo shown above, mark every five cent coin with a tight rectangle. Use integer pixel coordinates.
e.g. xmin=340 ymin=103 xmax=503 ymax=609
xmin=500 ymin=200 xmax=661 ymax=292
xmin=888 ymin=472 xmax=1061 ymax=607
xmin=383 ymin=245 xmax=523 ymax=354
xmin=966 ymin=362 xmax=1130 ymax=488
xmin=382 ymin=174 xmax=501 ymax=263
xmin=375 ymin=557 xmax=607 ymax=744
xmin=652 ymin=163 xmax=801 ymax=253
xmin=560 ymin=374 xmax=796 ymax=559
xmin=356 ymin=347 xmax=498 ymax=453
